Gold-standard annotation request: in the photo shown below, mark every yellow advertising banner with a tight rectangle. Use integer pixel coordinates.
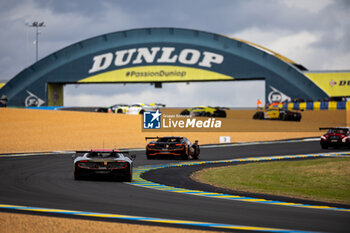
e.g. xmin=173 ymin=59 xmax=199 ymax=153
xmin=79 ymin=66 xmax=234 ymax=83
xmin=305 ymin=72 xmax=350 ymax=97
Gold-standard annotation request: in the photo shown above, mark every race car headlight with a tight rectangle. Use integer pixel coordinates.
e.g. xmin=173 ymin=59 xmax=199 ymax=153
xmin=320 ymin=136 xmax=327 ymax=140
xmin=342 ymin=136 xmax=349 ymax=143
xmin=108 ymin=162 xmax=128 ymax=169
xmin=77 ymin=160 xmax=92 ymax=169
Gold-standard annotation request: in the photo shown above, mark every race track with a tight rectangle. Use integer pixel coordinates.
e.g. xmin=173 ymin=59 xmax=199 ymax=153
xmin=0 ymin=141 xmax=349 ymax=232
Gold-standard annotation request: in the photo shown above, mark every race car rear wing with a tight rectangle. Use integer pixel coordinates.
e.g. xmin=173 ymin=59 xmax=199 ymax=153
xmin=75 ymin=150 xmax=124 ymax=154
xmin=73 ymin=150 xmax=136 ymax=160
xmin=145 ymin=136 xmax=184 ymax=140
xmin=319 ymin=127 xmax=350 ymax=130
xmin=145 ymin=136 xmax=160 ymax=140
xmin=319 ymin=127 xmax=333 ymax=130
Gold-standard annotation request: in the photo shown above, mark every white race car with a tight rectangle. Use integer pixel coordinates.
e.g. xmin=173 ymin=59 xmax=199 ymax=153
xmin=72 ymin=149 xmax=136 ymax=181
xmin=108 ymin=103 xmax=165 ymax=114
xmin=126 ymin=103 xmax=149 ymax=115
xmin=108 ymin=104 xmax=129 ymax=113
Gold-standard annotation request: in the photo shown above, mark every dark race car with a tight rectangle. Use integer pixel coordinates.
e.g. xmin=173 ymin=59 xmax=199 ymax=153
xmin=320 ymin=127 xmax=350 ymax=149
xmin=146 ymin=136 xmax=200 ymax=160
xmin=72 ymin=149 xmax=136 ymax=181
xmin=180 ymin=106 xmax=227 ymax=118
xmin=253 ymin=108 xmax=301 ymax=121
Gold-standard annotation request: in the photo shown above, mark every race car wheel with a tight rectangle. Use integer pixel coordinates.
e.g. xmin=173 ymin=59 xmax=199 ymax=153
xmin=192 ymin=145 xmax=200 ymax=160
xmin=279 ymin=113 xmax=286 ymax=121
xmin=253 ymin=112 xmax=264 ymax=120
xmin=124 ymin=167 xmax=133 ymax=182
xmin=182 ymin=146 xmax=190 ymax=160
xmin=180 ymin=110 xmax=190 ymax=115
xmin=74 ymin=171 xmax=82 ymax=180
xmin=193 ymin=151 xmax=199 ymax=160
xmin=146 ymin=152 xmax=154 ymax=160
xmin=117 ymin=109 xmax=123 ymax=113
xmin=213 ymin=110 xmax=226 ymax=118
xmin=321 ymin=143 xmax=328 ymax=149
xmin=124 ymin=174 xmax=132 ymax=182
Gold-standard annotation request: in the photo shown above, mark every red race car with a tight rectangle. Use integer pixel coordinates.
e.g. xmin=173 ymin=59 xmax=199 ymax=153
xmin=320 ymin=127 xmax=350 ymax=149
xmin=146 ymin=136 xmax=200 ymax=160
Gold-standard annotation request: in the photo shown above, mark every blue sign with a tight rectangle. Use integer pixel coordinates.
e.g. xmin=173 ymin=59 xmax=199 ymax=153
xmin=143 ymin=110 xmax=161 ymax=129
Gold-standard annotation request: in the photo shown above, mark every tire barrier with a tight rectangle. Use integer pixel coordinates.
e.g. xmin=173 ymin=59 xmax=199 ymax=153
xmin=268 ymin=101 xmax=350 ymax=111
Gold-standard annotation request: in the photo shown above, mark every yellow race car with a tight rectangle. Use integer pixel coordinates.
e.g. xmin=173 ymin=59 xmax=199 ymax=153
xmin=253 ymin=108 xmax=301 ymax=121
xmin=180 ymin=106 xmax=227 ymax=118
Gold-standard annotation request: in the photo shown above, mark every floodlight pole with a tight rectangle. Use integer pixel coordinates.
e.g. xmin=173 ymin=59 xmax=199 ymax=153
xmin=28 ymin=21 xmax=45 ymax=61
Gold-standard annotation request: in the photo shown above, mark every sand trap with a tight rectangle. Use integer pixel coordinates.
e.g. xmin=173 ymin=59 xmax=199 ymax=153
xmin=2 ymin=108 xmax=346 ymax=153
xmin=0 ymin=107 xmax=347 ymax=232
xmin=0 ymin=212 xmax=223 ymax=233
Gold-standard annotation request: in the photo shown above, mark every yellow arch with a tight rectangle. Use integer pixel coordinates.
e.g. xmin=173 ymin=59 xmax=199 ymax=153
xmin=232 ymin=37 xmax=298 ymax=65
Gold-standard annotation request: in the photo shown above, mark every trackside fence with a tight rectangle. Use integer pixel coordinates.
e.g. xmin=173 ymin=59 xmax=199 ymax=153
xmin=269 ymin=101 xmax=350 ymax=111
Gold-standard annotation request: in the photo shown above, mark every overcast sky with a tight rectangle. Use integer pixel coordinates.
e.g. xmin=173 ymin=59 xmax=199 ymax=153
xmin=1 ymin=0 xmax=349 ymax=107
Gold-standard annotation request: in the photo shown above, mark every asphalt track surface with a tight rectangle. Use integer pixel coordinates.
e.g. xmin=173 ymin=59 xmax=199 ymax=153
xmin=0 ymin=141 xmax=349 ymax=232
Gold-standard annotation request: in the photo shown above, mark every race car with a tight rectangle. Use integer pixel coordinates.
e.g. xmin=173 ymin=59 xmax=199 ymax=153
xmin=180 ymin=106 xmax=227 ymax=118
xmin=146 ymin=136 xmax=200 ymax=160
xmin=253 ymin=108 xmax=301 ymax=121
xmin=72 ymin=149 xmax=136 ymax=181
xmin=320 ymin=127 xmax=350 ymax=149
xmin=149 ymin=103 xmax=166 ymax=108
xmin=107 ymin=103 xmax=165 ymax=114
xmin=127 ymin=103 xmax=165 ymax=114
xmin=125 ymin=103 xmax=148 ymax=114
xmin=107 ymin=104 xmax=130 ymax=113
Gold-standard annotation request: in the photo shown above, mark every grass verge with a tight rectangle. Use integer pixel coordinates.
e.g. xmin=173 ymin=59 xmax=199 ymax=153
xmin=191 ymin=157 xmax=350 ymax=204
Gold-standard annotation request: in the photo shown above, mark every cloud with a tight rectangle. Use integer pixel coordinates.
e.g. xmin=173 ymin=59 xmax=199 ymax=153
xmin=0 ymin=0 xmax=134 ymax=80
xmin=282 ymin=0 xmax=333 ymax=13
xmin=231 ymin=25 xmax=350 ymax=70
xmin=231 ymin=28 xmax=318 ymax=68
xmin=1 ymin=0 xmax=349 ymax=107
